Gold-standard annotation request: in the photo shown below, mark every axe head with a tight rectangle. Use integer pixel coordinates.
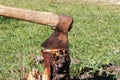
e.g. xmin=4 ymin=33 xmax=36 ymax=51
xmin=41 ymin=15 xmax=73 ymax=50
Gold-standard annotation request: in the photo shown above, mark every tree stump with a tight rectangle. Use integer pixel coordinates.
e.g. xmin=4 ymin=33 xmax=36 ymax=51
xmin=41 ymin=49 xmax=71 ymax=80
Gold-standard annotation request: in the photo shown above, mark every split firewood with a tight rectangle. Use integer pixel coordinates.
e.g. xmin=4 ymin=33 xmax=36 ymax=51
xmin=25 ymin=68 xmax=42 ymax=80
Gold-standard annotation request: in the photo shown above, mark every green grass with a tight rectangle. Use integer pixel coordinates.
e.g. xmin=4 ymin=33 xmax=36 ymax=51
xmin=0 ymin=0 xmax=120 ymax=79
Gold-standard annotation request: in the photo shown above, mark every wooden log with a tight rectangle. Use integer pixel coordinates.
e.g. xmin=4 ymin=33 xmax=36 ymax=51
xmin=41 ymin=49 xmax=71 ymax=80
xmin=26 ymin=68 xmax=42 ymax=80
xmin=0 ymin=6 xmax=59 ymax=28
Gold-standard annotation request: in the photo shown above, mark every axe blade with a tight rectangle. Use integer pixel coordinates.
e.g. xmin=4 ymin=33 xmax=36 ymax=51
xmin=42 ymin=15 xmax=73 ymax=50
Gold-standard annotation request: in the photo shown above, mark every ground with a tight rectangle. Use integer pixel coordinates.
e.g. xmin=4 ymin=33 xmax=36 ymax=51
xmin=0 ymin=0 xmax=120 ymax=80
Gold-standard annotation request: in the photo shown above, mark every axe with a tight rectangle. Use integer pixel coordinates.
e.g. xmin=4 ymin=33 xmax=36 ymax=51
xmin=0 ymin=6 xmax=73 ymax=50
xmin=0 ymin=6 xmax=73 ymax=80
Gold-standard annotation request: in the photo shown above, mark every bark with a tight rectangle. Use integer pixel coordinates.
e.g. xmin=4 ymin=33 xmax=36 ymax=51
xmin=41 ymin=49 xmax=71 ymax=80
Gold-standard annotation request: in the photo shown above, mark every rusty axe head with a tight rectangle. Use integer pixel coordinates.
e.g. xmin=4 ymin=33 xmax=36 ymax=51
xmin=42 ymin=15 xmax=73 ymax=50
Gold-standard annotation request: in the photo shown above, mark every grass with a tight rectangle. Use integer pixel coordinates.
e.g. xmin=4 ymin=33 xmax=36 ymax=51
xmin=0 ymin=0 xmax=120 ymax=79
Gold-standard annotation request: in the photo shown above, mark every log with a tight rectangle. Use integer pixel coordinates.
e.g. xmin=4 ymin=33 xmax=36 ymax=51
xmin=41 ymin=49 xmax=71 ymax=80
xmin=26 ymin=68 xmax=42 ymax=80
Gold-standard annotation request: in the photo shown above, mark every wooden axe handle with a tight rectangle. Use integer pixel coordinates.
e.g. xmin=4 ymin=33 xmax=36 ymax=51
xmin=0 ymin=6 xmax=59 ymax=28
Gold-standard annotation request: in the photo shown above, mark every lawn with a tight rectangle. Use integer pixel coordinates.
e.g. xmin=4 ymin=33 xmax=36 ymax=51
xmin=0 ymin=0 xmax=120 ymax=80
